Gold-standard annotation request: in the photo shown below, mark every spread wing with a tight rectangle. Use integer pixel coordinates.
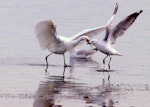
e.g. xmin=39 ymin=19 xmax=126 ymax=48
xmin=103 ymin=3 xmax=118 ymax=42
xmin=71 ymin=25 xmax=106 ymax=41
xmin=109 ymin=10 xmax=143 ymax=44
xmin=35 ymin=20 xmax=61 ymax=51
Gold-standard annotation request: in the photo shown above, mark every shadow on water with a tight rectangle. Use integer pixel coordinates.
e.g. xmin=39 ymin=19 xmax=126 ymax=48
xmin=33 ymin=62 xmax=119 ymax=107
xmin=97 ymin=69 xmax=115 ymax=72
xmin=69 ymin=57 xmax=99 ymax=67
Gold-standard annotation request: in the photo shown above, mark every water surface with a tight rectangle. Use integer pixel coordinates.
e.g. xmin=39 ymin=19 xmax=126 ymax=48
xmin=0 ymin=0 xmax=150 ymax=107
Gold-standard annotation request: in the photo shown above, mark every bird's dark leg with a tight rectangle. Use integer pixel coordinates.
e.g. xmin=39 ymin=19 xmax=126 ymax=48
xmin=62 ymin=66 xmax=67 ymax=79
xmin=108 ymin=55 xmax=112 ymax=70
xmin=103 ymin=55 xmax=108 ymax=65
xmin=45 ymin=53 xmax=53 ymax=72
xmin=108 ymin=73 xmax=110 ymax=81
xmin=107 ymin=55 xmax=112 ymax=81
xmin=63 ymin=54 xmax=72 ymax=67
xmin=63 ymin=54 xmax=67 ymax=67
xmin=103 ymin=55 xmax=108 ymax=69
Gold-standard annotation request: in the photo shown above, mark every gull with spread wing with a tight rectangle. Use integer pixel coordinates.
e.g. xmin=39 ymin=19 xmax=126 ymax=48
xmin=35 ymin=20 xmax=106 ymax=71
xmin=90 ymin=3 xmax=143 ymax=69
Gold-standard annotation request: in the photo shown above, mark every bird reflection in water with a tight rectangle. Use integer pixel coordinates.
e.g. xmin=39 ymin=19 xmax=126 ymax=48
xmin=33 ymin=74 xmax=65 ymax=107
xmin=33 ymin=64 xmax=119 ymax=107
xmin=70 ymin=56 xmax=113 ymax=81
xmin=69 ymin=58 xmax=117 ymax=107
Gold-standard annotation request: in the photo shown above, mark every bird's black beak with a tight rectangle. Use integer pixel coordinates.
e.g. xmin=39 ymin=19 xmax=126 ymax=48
xmin=86 ymin=39 xmax=93 ymax=48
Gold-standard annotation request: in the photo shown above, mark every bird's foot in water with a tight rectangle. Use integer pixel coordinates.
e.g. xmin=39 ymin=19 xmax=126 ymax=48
xmin=64 ymin=64 xmax=72 ymax=67
xmin=108 ymin=64 xmax=111 ymax=70
xmin=108 ymin=74 xmax=110 ymax=81
xmin=45 ymin=68 xmax=48 ymax=73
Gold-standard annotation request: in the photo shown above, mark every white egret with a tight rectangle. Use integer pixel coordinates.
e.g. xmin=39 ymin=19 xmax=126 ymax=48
xmin=90 ymin=3 xmax=143 ymax=69
xmin=35 ymin=20 xmax=106 ymax=71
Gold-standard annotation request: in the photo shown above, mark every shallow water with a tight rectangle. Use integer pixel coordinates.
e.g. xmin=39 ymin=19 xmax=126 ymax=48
xmin=0 ymin=0 xmax=150 ymax=107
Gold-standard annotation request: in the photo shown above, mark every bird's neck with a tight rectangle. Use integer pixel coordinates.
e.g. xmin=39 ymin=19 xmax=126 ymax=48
xmin=66 ymin=36 xmax=86 ymax=52
xmin=71 ymin=36 xmax=85 ymax=47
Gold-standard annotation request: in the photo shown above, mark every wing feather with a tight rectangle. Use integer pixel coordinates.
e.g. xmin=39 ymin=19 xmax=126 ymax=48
xmin=71 ymin=26 xmax=106 ymax=41
xmin=103 ymin=3 xmax=118 ymax=42
xmin=110 ymin=10 xmax=143 ymax=44
xmin=35 ymin=20 xmax=60 ymax=51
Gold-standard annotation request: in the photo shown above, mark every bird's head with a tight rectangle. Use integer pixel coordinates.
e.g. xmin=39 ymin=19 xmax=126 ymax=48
xmin=86 ymin=39 xmax=98 ymax=49
xmin=79 ymin=36 xmax=90 ymax=43
xmin=89 ymin=39 xmax=98 ymax=45
xmin=84 ymin=36 xmax=92 ymax=47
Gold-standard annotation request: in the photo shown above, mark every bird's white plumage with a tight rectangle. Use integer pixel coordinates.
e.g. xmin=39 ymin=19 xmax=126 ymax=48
xmin=35 ymin=19 xmax=106 ymax=69
xmin=35 ymin=20 xmax=106 ymax=56
xmin=35 ymin=20 xmax=60 ymax=51
xmin=71 ymin=26 xmax=106 ymax=41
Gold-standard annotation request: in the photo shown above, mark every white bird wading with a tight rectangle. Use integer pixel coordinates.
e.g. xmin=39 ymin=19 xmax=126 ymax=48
xmin=35 ymin=20 xmax=106 ymax=71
